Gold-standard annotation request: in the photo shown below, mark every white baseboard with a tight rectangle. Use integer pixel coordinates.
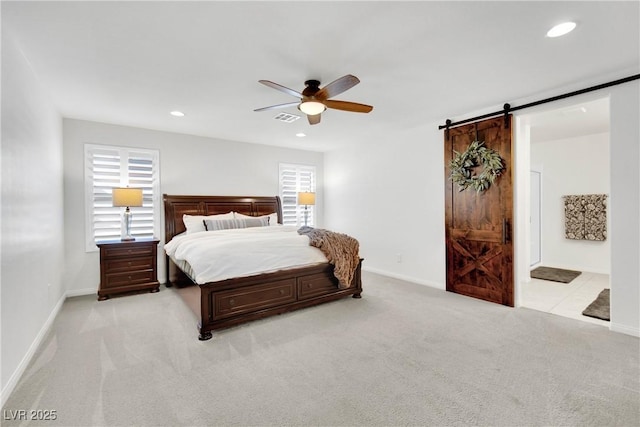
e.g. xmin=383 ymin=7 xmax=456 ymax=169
xmin=65 ymin=288 xmax=97 ymax=298
xmin=361 ymin=266 xmax=444 ymax=290
xmin=0 ymin=287 xmax=98 ymax=406
xmin=534 ymin=264 xmax=610 ymax=275
xmin=0 ymin=291 xmax=66 ymax=407
xmin=610 ymin=322 xmax=640 ymax=337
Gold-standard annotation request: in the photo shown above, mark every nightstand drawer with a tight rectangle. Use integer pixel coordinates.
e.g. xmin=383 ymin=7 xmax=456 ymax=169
xmin=103 ymin=270 xmax=156 ymax=288
xmin=103 ymin=245 xmax=154 ymax=259
xmin=106 ymin=257 xmax=155 ymax=273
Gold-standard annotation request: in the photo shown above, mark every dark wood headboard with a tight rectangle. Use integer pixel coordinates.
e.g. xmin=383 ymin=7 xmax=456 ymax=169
xmin=163 ymin=194 xmax=283 ymax=243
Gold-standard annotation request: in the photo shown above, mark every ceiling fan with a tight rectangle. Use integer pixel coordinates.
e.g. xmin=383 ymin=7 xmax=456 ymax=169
xmin=254 ymin=74 xmax=373 ymax=125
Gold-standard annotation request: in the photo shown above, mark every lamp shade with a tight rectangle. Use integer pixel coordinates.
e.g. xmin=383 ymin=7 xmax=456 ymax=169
xmin=112 ymin=187 xmax=143 ymax=207
xmin=298 ymin=191 xmax=316 ymax=206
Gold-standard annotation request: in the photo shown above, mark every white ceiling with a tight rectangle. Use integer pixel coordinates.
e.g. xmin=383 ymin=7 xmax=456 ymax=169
xmin=527 ymin=97 xmax=610 ymax=143
xmin=3 ymin=1 xmax=638 ymax=151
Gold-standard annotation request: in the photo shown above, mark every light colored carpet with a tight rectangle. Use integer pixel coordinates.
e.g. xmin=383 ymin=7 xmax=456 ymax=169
xmin=2 ymin=272 xmax=639 ymax=426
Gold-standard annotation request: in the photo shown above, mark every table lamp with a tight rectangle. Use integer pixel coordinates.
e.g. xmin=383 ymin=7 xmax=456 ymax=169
xmin=297 ymin=191 xmax=315 ymax=226
xmin=112 ymin=187 xmax=143 ymax=241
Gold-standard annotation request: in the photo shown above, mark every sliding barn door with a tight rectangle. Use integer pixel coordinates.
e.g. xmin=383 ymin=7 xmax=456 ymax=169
xmin=444 ymin=116 xmax=514 ymax=306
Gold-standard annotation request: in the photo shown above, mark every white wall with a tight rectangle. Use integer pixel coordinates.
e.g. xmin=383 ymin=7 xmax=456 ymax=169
xmin=325 ymin=79 xmax=639 ymax=336
xmin=1 ymin=32 xmax=65 ymax=403
xmin=609 ymin=81 xmax=640 ymax=336
xmin=324 ymin=124 xmax=445 ymax=288
xmin=531 ymin=132 xmax=610 ymax=273
xmin=63 ymin=119 xmax=324 ymax=293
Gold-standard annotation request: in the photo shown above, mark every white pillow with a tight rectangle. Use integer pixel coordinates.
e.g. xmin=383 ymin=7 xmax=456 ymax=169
xmin=234 ymin=211 xmax=279 ymax=226
xmin=183 ymin=212 xmax=234 ymax=234
xmin=233 ymin=212 xmax=253 ymax=219
xmin=267 ymin=212 xmax=280 ymax=225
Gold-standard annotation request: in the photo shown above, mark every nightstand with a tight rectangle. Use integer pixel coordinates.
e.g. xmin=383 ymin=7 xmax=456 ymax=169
xmin=96 ymin=238 xmax=160 ymax=301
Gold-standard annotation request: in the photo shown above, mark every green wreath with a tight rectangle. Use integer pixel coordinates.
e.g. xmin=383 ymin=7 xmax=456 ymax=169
xmin=450 ymin=140 xmax=504 ymax=193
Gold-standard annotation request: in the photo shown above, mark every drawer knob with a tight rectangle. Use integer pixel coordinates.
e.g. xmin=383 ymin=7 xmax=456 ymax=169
xmin=307 ymin=283 xmax=313 ymax=288
xmin=229 ymin=298 xmax=235 ymax=306
xmin=279 ymin=289 xmax=285 ymax=295
xmin=128 ymin=250 xmax=132 ymax=253
xmin=128 ymin=275 xmax=132 ymax=280
xmin=128 ymin=262 xmax=132 ymax=267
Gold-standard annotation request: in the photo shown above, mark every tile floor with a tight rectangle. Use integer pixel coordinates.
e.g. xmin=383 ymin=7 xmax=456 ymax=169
xmin=520 ymin=269 xmax=610 ymax=327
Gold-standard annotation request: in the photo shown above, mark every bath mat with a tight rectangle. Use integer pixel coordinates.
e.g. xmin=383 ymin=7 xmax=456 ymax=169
xmin=530 ymin=266 xmax=582 ymax=283
xmin=582 ymin=289 xmax=610 ymax=321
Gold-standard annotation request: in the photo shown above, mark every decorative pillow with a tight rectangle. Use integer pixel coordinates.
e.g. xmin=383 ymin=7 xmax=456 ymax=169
xmin=245 ymin=216 xmax=270 ymax=227
xmin=204 ymin=216 xmax=269 ymax=231
xmin=234 ymin=211 xmax=279 ymax=226
xmin=183 ymin=212 xmax=234 ymax=234
xmin=203 ymin=219 xmax=241 ymax=231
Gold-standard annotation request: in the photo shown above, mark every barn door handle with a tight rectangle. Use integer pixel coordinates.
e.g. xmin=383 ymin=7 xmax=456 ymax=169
xmin=502 ymin=218 xmax=510 ymax=244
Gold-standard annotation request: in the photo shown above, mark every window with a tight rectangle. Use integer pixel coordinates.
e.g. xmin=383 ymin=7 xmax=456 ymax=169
xmin=279 ymin=163 xmax=316 ymax=226
xmin=85 ymin=144 xmax=160 ymax=251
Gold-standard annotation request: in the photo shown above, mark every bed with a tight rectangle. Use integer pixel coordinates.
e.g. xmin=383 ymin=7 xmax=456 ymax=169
xmin=163 ymin=194 xmax=363 ymax=340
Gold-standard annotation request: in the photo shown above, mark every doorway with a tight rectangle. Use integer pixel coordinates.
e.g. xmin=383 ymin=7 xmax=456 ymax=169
xmin=530 ymin=169 xmax=541 ymax=267
xmin=516 ymin=97 xmax=611 ymax=326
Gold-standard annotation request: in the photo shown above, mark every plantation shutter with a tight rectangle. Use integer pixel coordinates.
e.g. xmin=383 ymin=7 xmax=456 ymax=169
xmin=279 ymin=163 xmax=316 ymax=226
xmin=127 ymin=152 xmax=156 ymax=239
xmin=85 ymin=144 xmax=160 ymax=251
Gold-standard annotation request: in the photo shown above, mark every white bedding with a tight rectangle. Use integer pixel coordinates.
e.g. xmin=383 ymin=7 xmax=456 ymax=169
xmin=164 ymin=226 xmax=328 ymax=284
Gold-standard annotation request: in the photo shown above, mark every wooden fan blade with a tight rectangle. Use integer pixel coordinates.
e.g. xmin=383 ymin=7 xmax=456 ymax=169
xmin=258 ymin=80 xmax=302 ymax=98
xmin=323 ymin=99 xmax=373 ymax=113
xmin=308 ymin=114 xmax=321 ymax=125
xmin=254 ymin=102 xmax=300 ymax=112
xmin=315 ymin=75 xmax=360 ymax=100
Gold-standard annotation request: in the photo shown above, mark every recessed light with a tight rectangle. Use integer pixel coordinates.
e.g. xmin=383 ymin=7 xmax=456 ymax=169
xmin=546 ymin=22 xmax=576 ymax=38
xmin=170 ymin=111 xmax=185 ymax=117
xmin=296 ymin=133 xmax=306 ymax=138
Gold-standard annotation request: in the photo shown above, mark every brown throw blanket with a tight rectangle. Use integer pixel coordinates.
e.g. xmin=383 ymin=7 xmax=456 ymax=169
xmin=298 ymin=226 xmax=360 ymax=288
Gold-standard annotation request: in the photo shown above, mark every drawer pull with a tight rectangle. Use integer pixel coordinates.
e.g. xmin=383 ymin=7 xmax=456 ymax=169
xmin=128 ymin=275 xmax=132 ymax=280
xmin=279 ymin=289 xmax=285 ymax=295
xmin=307 ymin=283 xmax=313 ymax=288
xmin=128 ymin=262 xmax=132 ymax=267
xmin=229 ymin=298 xmax=235 ymax=306
xmin=128 ymin=249 xmax=132 ymax=254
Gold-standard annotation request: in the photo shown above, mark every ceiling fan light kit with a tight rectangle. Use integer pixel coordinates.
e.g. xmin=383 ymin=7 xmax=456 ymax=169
xmin=299 ymin=101 xmax=326 ymax=115
xmin=255 ymin=74 xmax=373 ymax=125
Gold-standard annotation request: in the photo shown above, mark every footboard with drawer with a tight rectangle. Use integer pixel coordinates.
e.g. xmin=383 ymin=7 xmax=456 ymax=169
xmin=196 ymin=259 xmax=362 ymax=340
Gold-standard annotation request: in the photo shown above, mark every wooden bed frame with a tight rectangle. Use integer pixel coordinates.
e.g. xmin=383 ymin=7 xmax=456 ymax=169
xmin=163 ymin=194 xmax=363 ymax=340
